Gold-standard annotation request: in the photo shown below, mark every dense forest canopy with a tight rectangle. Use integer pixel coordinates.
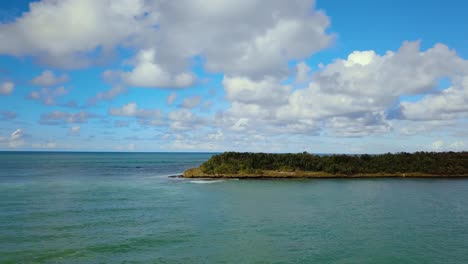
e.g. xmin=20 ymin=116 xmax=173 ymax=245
xmin=200 ymin=152 xmax=468 ymax=175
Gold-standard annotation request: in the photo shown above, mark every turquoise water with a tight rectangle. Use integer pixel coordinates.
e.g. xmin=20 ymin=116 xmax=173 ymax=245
xmin=1 ymin=152 xmax=468 ymax=263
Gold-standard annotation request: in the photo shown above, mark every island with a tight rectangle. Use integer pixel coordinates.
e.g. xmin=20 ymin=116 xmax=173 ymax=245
xmin=183 ymin=151 xmax=468 ymax=178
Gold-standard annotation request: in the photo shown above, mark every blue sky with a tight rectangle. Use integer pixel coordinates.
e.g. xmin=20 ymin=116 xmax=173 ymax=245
xmin=0 ymin=0 xmax=467 ymax=153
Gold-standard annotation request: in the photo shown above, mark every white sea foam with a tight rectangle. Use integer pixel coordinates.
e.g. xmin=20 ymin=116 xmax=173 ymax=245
xmin=190 ymin=180 xmax=226 ymax=184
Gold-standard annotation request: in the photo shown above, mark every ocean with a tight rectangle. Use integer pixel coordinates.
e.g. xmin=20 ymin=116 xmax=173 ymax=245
xmin=1 ymin=152 xmax=467 ymax=263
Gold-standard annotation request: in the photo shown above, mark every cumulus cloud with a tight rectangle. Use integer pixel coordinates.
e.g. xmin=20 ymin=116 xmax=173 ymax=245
xmin=31 ymin=70 xmax=68 ymax=86
xmin=163 ymin=129 xmax=297 ymax=152
xmin=295 ymin=62 xmax=311 ymax=83
xmin=279 ymin=42 xmax=468 ymax=121
xmin=223 ymin=76 xmax=291 ymax=105
xmin=2 ymin=1 xmax=468 ymax=151
xmin=429 ymin=140 xmax=466 ymax=152
xmin=207 ymin=130 xmax=224 ymax=141
xmin=0 ymin=0 xmax=157 ymax=68
xmin=87 ymin=85 xmax=127 ymax=106
xmin=325 ymin=113 xmax=392 ymax=137
xmin=168 ymin=109 xmax=205 ymax=131
xmin=399 ymin=77 xmax=468 ymax=120
xmin=119 ymin=49 xmax=196 ymax=88
xmin=180 ymin=95 xmax=202 ymax=109
xmin=151 ymin=0 xmax=333 ymax=78
xmin=27 ymin=86 xmax=68 ymax=105
xmin=0 ymin=81 xmax=14 ymax=95
xmin=109 ymin=102 xmax=161 ymax=119
xmin=0 ymin=129 xmax=25 ymax=148
xmin=397 ymin=120 xmax=455 ymax=136
xmin=39 ymin=111 xmax=96 ymax=125
xmin=10 ymin=129 xmax=23 ymax=140
xmin=218 ymin=75 xmax=314 ymax=135
xmin=0 ymin=0 xmax=332 ymax=80
xmin=167 ymin=92 xmax=177 ymax=105
xmin=214 ymin=41 xmax=468 ymax=137
xmin=275 ymin=42 xmax=468 ymax=133
xmin=166 ymin=137 xmax=219 ymax=151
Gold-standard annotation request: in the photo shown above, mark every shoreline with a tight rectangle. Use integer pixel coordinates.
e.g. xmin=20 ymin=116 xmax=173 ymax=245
xmin=182 ymin=168 xmax=468 ymax=179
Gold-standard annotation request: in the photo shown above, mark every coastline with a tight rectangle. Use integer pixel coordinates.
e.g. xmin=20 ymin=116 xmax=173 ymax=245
xmin=183 ymin=167 xmax=468 ymax=179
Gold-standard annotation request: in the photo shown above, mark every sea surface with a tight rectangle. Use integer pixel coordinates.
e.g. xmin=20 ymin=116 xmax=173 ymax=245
xmin=1 ymin=152 xmax=468 ymax=263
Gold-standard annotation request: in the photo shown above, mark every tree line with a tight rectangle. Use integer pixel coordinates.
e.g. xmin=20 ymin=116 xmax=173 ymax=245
xmin=200 ymin=151 xmax=468 ymax=175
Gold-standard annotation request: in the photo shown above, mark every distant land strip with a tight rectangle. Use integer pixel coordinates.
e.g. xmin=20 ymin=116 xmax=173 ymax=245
xmin=183 ymin=151 xmax=468 ymax=179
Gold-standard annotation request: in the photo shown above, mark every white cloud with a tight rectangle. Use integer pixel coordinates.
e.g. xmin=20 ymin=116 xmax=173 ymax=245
xmin=273 ymin=42 xmax=468 ymax=133
xmin=207 ymin=130 xmax=224 ymax=141
xmin=162 ymin=129 xmax=309 ymax=153
xmin=180 ymin=95 xmax=202 ymax=109
xmin=0 ymin=81 xmax=14 ymax=95
xmin=223 ymin=76 xmax=291 ymax=105
xmin=449 ymin=141 xmax=465 ymax=149
xmin=280 ymin=42 xmax=468 ymax=120
xmin=431 ymin=140 xmax=467 ymax=152
xmin=0 ymin=0 xmax=156 ymax=68
xmin=109 ymin=102 xmax=161 ymax=119
xmin=213 ymin=41 xmax=468 ymax=138
xmin=325 ymin=113 xmax=392 ymax=137
xmin=10 ymin=129 xmax=23 ymax=141
xmin=2 ymin=1 xmax=468 ymax=151
xmin=102 ymin=70 xmax=121 ymax=84
xmin=0 ymin=129 xmax=25 ymax=148
xmin=168 ymin=109 xmax=205 ymax=131
xmin=0 ymin=0 xmax=332 ymax=79
xmin=120 ymin=49 xmax=196 ymax=88
xmin=230 ymin=118 xmax=249 ymax=132
xmin=31 ymin=70 xmax=68 ymax=86
xmin=32 ymin=142 xmax=57 ymax=149
xmin=343 ymin=50 xmax=376 ymax=67
xmin=228 ymin=101 xmax=272 ymax=120
xmin=39 ymin=111 xmax=96 ymax=125
xmin=296 ymin=62 xmax=311 ymax=83
xmin=27 ymin=86 xmax=68 ymax=105
xmin=400 ymin=77 xmax=468 ymax=120
xmin=152 ymin=0 xmax=333 ymax=78
xmin=87 ymin=85 xmax=127 ymax=105
xmin=69 ymin=126 xmax=80 ymax=135
xmin=218 ymin=75 xmax=315 ymax=135
xmin=397 ymin=120 xmax=455 ymax=136
xmin=167 ymin=92 xmax=177 ymax=105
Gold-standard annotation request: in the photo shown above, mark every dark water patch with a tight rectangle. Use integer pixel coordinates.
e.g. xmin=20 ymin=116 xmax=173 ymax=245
xmin=86 ymin=234 xmax=193 ymax=254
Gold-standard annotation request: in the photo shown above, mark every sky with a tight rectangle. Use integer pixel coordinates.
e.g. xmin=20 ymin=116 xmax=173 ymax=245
xmin=0 ymin=0 xmax=467 ymax=153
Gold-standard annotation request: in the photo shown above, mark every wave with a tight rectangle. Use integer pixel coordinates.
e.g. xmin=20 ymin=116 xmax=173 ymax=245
xmin=189 ymin=180 xmax=226 ymax=184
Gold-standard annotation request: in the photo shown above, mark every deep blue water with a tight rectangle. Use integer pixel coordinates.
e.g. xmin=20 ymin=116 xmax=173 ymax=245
xmin=1 ymin=152 xmax=468 ymax=263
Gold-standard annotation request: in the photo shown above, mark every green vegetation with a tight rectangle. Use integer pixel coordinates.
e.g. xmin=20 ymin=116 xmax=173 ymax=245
xmin=189 ymin=151 xmax=468 ymax=177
